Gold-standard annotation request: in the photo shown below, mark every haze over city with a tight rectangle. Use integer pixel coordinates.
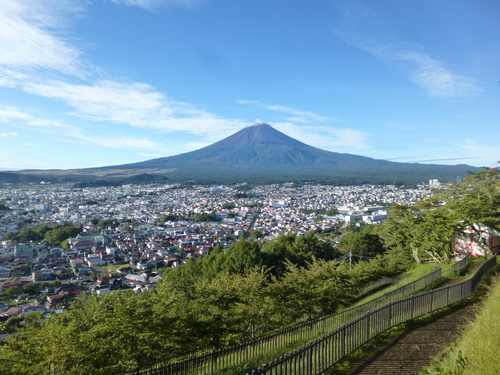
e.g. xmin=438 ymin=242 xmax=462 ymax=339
xmin=1 ymin=0 xmax=499 ymax=171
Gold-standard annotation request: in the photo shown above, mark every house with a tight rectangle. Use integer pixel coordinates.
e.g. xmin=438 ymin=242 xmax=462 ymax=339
xmin=118 ymin=266 xmax=133 ymax=274
xmin=454 ymin=228 xmax=500 ymax=257
xmin=45 ymin=294 xmax=65 ymax=309
xmin=0 ymin=266 xmax=11 ymax=279
xmin=0 ymin=306 xmax=23 ymax=319
xmin=22 ymin=305 xmax=46 ymax=315
xmin=68 ymin=234 xmax=105 ymax=250
xmin=84 ymin=256 xmax=106 ymax=267
xmin=124 ymin=274 xmax=148 ymax=283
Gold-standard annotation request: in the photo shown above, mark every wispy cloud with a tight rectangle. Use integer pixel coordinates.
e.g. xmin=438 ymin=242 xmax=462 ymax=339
xmin=333 ymin=2 xmax=481 ymax=98
xmin=453 ymin=138 xmax=499 ymax=168
xmin=0 ymin=0 xmax=369 ymax=161
xmin=0 ymin=132 xmax=18 ymax=138
xmin=0 ymin=107 xmax=165 ymax=152
xmin=238 ymin=100 xmax=332 ymax=123
xmin=21 ymin=80 xmax=245 ymax=136
xmin=382 ymin=137 xmax=497 ymax=167
xmin=273 ymin=122 xmax=371 ymax=150
xmin=0 ymin=1 xmax=249 ymax=146
xmin=0 ymin=0 xmax=87 ymax=80
xmin=236 ymin=101 xmax=367 ymax=150
xmin=110 ymin=0 xmax=202 ymax=12
xmin=398 ymin=51 xmax=481 ymax=98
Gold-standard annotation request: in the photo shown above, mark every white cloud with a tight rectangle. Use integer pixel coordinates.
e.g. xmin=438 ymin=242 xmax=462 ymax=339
xmin=0 ymin=107 xmax=68 ymax=129
xmin=23 ymin=80 xmax=172 ymax=126
xmin=0 ymin=0 xmax=86 ymax=80
xmin=0 ymin=157 xmax=28 ymax=171
xmin=110 ymin=0 xmax=202 ymax=12
xmin=453 ymin=138 xmax=499 ymax=168
xmin=13 ymin=76 xmax=247 ymax=139
xmin=272 ymin=123 xmax=371 ymax=150
xmin=0 ymin=106 xmax=165 ymax=152
xmin=333 ymin=2 xmax=481 ymax=98
xmin=0 ymin=0 xmax=248 ymax=149
xmin=0 ymin=109 xmax=32 ymax=123
xmin=397 ymin=51 xmax=481 ymax=98
xmin=0 ymin=132 xmax=18 ymax=138
xmin=24 ymin=79 xmax=248 ymax=137
xmin=238 ymin=100 xmax=332 ymax=123
xmin=0 ymin=0 xmax=372 ymax=165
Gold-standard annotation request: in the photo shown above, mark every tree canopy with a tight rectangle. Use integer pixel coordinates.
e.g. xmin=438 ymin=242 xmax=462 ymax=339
xmin=3 ymin=170 xmax=499 ymax=373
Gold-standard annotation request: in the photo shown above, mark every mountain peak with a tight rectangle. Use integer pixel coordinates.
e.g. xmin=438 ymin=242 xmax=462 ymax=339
xmin=248 ymin=122 xmax=271 ymax=127
xmin=100 ymin=123 xmax=479 ymax=184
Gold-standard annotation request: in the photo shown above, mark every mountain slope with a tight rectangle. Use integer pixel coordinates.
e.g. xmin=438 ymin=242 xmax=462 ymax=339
xmin=104 ymin=123 xmax=478 ymax=183
xmin=117 ymin=123 xmax=393 ymax=169
xmin=13 ymin=123 xmax=480 ymax=185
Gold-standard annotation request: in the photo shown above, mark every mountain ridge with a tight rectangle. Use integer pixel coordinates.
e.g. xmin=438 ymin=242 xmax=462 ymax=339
xmin=9 ymin=123 xmax=480 ymax=185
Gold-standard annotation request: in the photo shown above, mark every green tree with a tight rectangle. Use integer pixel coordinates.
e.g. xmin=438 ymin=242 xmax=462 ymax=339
xmin=97 ymin=219 xmax=118 ymax=229
xmin=160 ymin=214 xmax=178 ymax=223
xmin=223 ymin=239 xmax=262 ymax=274
xmin=192 ymin=212 xmax=217 ymax=222
xmin=44 ymin=224 xmax=82 ymax=246
xmin=189 ymin=268 xmax=272 ymax=348
xmin=262 ymin=232 xmax=339 ymax=276
xmin=269 ymin=259 xmax=355 ymax=325
xmin=378 ymin=205 xmax=427 ymax=265
xmin=337 ymin=226 xmax=385 ymax=258
xmin=418 ymin=168 xmax=500 ymax=257
xmin=0 ymin=291 xmax=190 ymax=375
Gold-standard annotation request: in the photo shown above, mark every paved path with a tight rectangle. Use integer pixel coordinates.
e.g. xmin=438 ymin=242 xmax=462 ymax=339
xmin=338 ymin=303 xmax=479 ymax=375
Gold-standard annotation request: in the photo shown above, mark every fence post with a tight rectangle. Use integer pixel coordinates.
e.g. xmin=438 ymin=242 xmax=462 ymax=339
xmin=306 ymin=346 xmax=313 ymax=375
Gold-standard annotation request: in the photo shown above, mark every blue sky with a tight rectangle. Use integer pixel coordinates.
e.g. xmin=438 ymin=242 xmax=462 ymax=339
xmin=1 ymin=0 xmax=499 ymax=171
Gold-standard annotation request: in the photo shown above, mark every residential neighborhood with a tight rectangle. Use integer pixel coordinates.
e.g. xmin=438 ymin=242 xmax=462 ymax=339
xmin=0 ymin=181 xmax=437 ymax=320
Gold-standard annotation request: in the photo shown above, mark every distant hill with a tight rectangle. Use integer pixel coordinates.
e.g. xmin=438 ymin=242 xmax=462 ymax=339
xmin=7 ymin=123 xmax=480 ymax=185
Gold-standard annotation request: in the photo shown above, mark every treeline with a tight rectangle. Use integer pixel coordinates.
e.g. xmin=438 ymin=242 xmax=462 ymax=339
xmin=0 ymin=234 xmax=408 ymax=375
xmin=0 ymin=169 xmax=499 ymax=374
xmin=4 ymin=224 xmax=82 ymax=248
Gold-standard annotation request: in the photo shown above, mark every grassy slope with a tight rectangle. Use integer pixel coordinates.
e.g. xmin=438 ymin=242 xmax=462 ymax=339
xmin=355 ymin=263 xmax=441 ymax=306
xmin=445 ymin=276 xmax=500 ymax=374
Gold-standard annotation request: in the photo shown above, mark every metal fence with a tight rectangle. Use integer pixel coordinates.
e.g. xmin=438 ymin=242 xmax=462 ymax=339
xmin=133 ymin=263 xmax=458 ymax=375
xmin=448 ymin=255 xmax=470 ymax=275
xmin=248 ymin=256 xmax=496 ymax=375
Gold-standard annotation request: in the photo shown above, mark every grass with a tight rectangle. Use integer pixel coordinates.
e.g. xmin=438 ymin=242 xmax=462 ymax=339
xmin=204 ymin=264 xmax=461 ymax=375
xmin=355 ymin=263 xmax=442 ymax=306
xmin=327 ymin=260 xmax=499 ymax=375
xmin=194 ymin=337 xmax=314 ymax=375
xmin=103 ymin=264 xmax=128 ymax=272
xmin=421 ymin=267 xmax=500 ymax=375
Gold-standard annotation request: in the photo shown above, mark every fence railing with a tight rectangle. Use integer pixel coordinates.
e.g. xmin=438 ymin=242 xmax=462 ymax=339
xmin=133 ymin=262 xmax=459 ymax=374
xmin=248 ymin=256 xmax=496 ymax=375
xmin=447 ymin=255 xmax=470 ymax=275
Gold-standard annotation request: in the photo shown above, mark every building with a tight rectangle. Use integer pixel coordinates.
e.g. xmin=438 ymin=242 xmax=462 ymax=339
xmin=454 ymin=228 xmax=500 ymax=257
xmin=0 ymin=266 xmax=11 ymax=279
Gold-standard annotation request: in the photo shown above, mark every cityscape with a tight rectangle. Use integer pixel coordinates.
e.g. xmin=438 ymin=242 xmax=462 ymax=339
xmin=0 ymin=181 xmax=435 ymax=321
xmin=1 ymin=0 xmax=499 ymax=372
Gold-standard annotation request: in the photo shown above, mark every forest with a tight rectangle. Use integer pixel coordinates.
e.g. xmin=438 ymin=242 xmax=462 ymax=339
xmin=0 ymin=169 xmax=499 ymax=375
